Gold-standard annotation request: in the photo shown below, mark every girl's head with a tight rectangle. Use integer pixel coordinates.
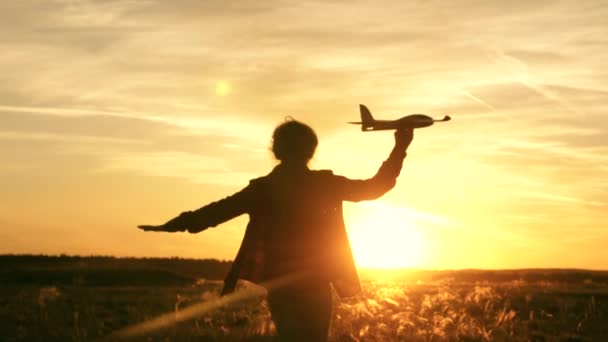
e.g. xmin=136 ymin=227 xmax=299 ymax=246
xmin=271 ymin=118 xmax=318 ymax=165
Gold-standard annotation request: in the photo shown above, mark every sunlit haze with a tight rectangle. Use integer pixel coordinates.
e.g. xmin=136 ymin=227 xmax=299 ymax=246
xmin=1 ymin=1 xmax=607 ymax=270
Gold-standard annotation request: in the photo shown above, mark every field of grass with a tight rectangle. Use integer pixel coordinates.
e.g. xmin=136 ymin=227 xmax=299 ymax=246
xmin=1 ymin=256 xmax=607 ymax=341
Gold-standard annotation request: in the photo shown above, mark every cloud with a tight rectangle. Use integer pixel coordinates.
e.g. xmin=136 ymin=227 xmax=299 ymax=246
xmin=0 ymin=107 xmax=271 ymax=183
xmin=100 ymin=151 xmax=259 ymax=186
xmin=1 ymin=0 xmax=607 ymax=266
xmin=0 ymin=110 xmax=175 ymax=140
xmin=465 ymin=82 xmax=557 ymax=113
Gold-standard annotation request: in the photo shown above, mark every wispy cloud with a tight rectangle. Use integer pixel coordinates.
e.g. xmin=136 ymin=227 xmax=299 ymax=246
xmin=100 ymin=151 xmax=259 ymax=186
xmin=1 ymin=0 xmax=607 ymax=267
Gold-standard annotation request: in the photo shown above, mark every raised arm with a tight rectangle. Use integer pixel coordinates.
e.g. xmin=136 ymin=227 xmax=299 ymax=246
xmin=333 ymin=129 xmax=413 ymax=202
xmin=138 ymin=183 xmax=255 ymax=233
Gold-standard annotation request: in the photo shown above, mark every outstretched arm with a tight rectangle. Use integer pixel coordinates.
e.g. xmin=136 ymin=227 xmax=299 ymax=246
xmin=138 ymin=184 xmax=254 ymax=233
xmin=334 ymin=129 xmax=414 ymax=202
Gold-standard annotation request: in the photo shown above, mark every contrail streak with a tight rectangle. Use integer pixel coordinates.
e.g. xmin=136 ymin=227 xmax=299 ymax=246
xmin=461 ymin=90 xmax=496 ymax=112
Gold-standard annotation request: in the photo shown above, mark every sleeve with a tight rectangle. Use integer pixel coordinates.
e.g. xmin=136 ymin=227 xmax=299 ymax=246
xmin=164 ymin=182 xmax=256 ymax=233
xmin=331 ymin=144 xmax=407 ymax=202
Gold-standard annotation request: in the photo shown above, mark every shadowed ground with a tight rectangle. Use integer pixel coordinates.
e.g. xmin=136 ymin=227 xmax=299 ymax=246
xmin=1 ymin=255 xmax=607 ymax=341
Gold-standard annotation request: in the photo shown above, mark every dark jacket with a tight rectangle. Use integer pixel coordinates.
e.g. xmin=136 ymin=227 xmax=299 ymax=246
xmin=176 ymin=146 xmax=407 ymax=298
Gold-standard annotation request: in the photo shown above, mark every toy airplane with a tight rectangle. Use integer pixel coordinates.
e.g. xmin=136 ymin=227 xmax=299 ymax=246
xmin=349 ymin=104 xmax=451 ymax=131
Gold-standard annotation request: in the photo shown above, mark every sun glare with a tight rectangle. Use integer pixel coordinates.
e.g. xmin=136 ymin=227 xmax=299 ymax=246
xmin=215 ymin=80 xmax=231 ymax=96
xmin=347 ymin=203 xmax=426 ymax=269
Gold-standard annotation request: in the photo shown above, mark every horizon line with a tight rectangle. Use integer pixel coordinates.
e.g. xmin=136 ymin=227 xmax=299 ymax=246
xmin=2 ymin=253 xmax=607 ymax=272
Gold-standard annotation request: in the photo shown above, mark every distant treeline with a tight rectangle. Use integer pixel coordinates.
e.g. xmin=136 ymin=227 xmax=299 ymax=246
xmin=413 ymin=269 xmax=608 ymax=284
xmin=2 ymin=254 xmax=608 ymax=287
xmin=0 ymin=254 xmax=232 ymax=286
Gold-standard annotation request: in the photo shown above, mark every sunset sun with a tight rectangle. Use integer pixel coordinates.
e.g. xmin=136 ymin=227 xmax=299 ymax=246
xmin=2 ymin=1 xmax=607 ymax=340
xmin=215 ymin=80 xmax=231 ymax=96
xmin=347 ymin=203 xmax=426 ymax=269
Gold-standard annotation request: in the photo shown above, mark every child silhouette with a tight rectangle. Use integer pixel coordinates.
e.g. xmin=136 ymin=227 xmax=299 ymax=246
xmin=139 ymin=119 xmax=414 ymax=341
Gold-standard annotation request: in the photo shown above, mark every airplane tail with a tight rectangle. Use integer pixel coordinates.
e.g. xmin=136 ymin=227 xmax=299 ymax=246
xmin=359 ymin=104 xmax=375 ymax=131
xmin=347 ymin=104 xmax=376 ymax=131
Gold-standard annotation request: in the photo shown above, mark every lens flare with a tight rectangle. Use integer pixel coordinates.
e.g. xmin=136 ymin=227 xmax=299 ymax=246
xmin=347 ymin=202 xmax=426 ymax=269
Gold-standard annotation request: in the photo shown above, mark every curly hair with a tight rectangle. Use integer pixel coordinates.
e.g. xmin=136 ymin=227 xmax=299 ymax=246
xmin=271 ymin=118 xmax=318 ymax=164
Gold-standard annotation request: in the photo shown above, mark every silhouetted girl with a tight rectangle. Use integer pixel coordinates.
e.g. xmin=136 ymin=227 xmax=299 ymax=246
xmin=139 ymin=119 xmax=414 ymax=341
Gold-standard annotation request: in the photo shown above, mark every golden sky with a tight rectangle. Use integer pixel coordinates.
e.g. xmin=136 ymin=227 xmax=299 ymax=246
xmin=1 ymin=0 xmax=607 ymax=269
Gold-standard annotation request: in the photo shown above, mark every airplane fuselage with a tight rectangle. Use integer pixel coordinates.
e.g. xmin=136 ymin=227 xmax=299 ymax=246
xmin=362 ymin=115 xmax=436 ymax=131
xmin=349 ymin=104 xmax=450 ymax=131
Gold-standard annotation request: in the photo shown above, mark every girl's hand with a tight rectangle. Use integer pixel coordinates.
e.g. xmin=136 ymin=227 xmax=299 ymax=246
xmin=138 ymin=211 xmax=193 ymax=232
xmin=138 ymin=224 xmax=169 ymax=232
xmin=394 ymin=128 xmax=414 ymax=148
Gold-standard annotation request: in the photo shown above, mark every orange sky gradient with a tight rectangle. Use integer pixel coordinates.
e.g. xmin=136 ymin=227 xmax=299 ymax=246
xmin=1 ymin=1 xmax=607 ymax=270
